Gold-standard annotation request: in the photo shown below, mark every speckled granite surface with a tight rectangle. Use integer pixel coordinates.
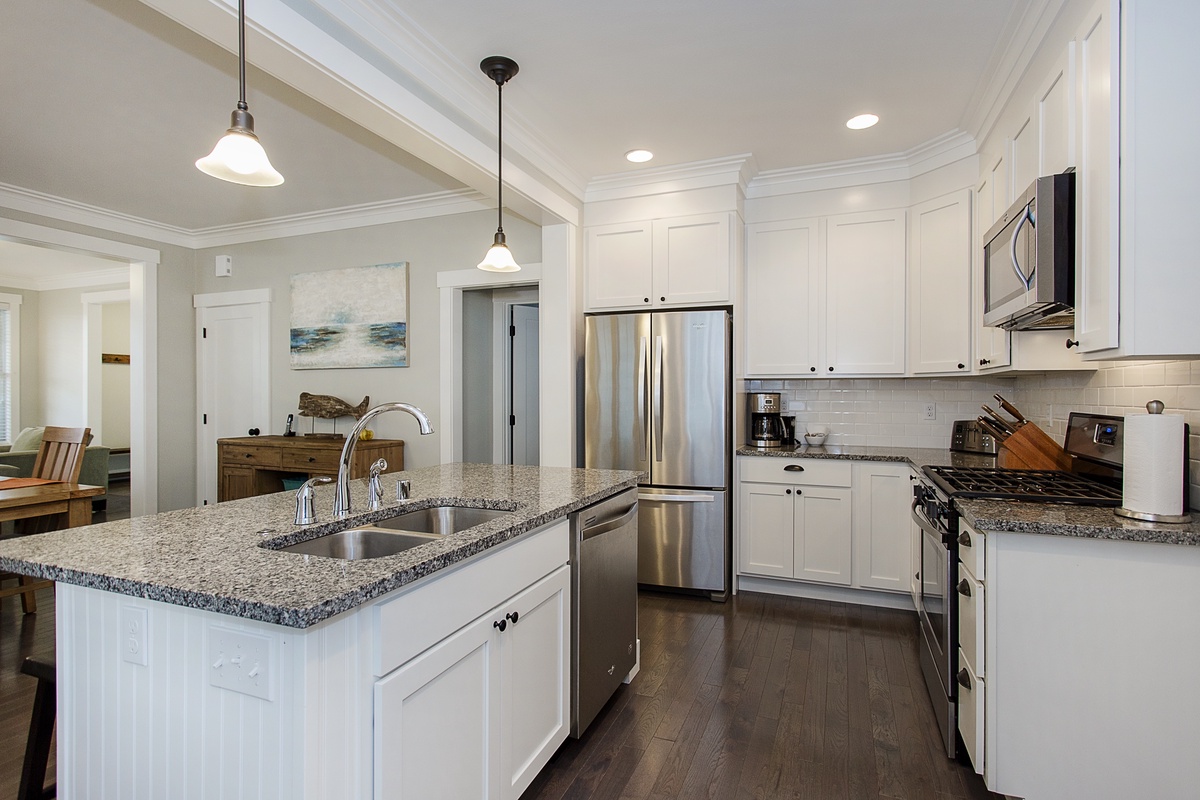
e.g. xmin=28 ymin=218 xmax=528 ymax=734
xmin=738 ymin=444 xmax=1199 ymax=545
xmin=0 ymin=463 xmax=641 ymax=628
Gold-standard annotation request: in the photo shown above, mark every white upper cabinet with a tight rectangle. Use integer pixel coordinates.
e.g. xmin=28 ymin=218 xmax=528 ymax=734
xmin=909 ymin=190 xmax=972 ymax=375
xmin=1038 ymin=53 xmax=1074 ymax=176
xmin=825 ymin=210 xmax=907 ymax=375
xmin=585 ymin=213 xmax=733 ymax=311
xmin=974 ymin=174 xmax=1012 ymax=370
xmin=744 ymin=218 xmax=820 ymax=375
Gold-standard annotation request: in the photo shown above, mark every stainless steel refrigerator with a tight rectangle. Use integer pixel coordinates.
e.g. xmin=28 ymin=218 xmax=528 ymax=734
xmin=584 ymin=309 xmax=731 ymax=598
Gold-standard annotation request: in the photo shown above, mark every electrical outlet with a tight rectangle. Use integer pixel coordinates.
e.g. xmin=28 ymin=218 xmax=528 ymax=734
xmin=208 ymin=626 xmax=273 ymax=700
xmin=922 ymin=402 xmax=937 ymax=421
xmin=121 ymin=606 xmax=148 ymax=666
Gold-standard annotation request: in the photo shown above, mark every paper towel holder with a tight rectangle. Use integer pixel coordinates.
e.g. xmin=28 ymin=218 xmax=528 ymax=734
xmin=1114 ymin=400 xmax=1193 ymax=524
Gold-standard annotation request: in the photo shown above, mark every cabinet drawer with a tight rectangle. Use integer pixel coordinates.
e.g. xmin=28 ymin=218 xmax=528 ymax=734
xmin=957 ymin=567 xmax=984 ymax=678
xmin=957 ymin=648 xmax=984 ymax=776
xmin=739 ymin=457 xmax=852 ymax=487
xmin=220 ymin=444 xmax=281 ymax=468
xmin=281 ymin=448 xmax=338 ymax=473
xmin=958 ymin=522 xmax=985 ymax=583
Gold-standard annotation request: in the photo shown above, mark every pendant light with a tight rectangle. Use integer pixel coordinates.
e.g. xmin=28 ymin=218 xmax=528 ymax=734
xmin=196 ymin=0 xmax=284 ymax=187
xmin=477 ymin=56 xmax=519 ymax=272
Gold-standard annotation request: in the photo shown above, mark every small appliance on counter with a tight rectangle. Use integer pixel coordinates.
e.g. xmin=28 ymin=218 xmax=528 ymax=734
xmin=748 ymin=392 xmax=785 ymax=448
xmin=950 ymin=420 xmax=998 ymax=455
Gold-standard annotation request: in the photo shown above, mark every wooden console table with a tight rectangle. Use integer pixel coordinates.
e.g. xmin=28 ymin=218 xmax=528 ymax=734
xmin=217 ymin=435 xmax=404 ymax=502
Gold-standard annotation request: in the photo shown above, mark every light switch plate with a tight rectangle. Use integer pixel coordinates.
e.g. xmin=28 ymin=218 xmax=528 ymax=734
xmin=208 ymin=625 xmax=273 ymax=700
xmin=121 ymin=606 xmax=148 ymax=666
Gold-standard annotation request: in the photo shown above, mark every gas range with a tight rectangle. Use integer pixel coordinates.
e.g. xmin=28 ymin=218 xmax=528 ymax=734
xmin=922 ymin=465 xmax=1123 ymax=506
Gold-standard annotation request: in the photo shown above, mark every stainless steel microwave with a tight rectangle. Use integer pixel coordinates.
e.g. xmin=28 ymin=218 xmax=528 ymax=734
xmin=982 ymin=172 xmax=1075 ymax=330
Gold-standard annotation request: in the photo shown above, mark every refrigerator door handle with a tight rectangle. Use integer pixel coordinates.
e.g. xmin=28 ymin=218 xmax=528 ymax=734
xmin=652 ymin=334 xmax=664 ymax=463
xmin=636 ymin=335 xmax=648 ymax=459
xmin=637 ymin=492 xmax=715 ymax=503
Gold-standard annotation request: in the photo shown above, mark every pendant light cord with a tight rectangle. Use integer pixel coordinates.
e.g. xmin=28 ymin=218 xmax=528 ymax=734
xmin=237 ymin=0 xmax=248 ymax=112
xmin=496 ymin=78 xmax=503 ymax=235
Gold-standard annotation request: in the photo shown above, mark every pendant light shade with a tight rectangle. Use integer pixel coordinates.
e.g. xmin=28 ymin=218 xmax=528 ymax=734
xmin=478 ymin=56 xmax=519 ymax=272
xmin=196 ymin=0 xmax=284 ymax=187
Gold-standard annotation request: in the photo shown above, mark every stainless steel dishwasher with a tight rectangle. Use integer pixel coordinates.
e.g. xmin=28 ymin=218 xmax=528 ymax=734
xmin=570 ymin=487 xmax=639 ymax=738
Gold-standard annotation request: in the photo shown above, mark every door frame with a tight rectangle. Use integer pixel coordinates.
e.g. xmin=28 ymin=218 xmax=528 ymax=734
xmin=0 ymin=218 xmax=159 ymax=516
xmin=193 ymin=289 xmax=272 ymax=506
xmin=81 ymin=288 xmax=132 ymax=449
xmin=491 ymin=288 xmax=539 ymax=463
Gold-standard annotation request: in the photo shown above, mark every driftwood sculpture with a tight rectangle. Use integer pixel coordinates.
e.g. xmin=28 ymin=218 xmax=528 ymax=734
xmin=298 ymin=392 xmax=370 ymax=420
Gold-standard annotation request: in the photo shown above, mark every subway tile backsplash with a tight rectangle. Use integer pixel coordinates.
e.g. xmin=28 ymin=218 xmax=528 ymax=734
xmin=746 ymin=358 xmax=1200 ymax=509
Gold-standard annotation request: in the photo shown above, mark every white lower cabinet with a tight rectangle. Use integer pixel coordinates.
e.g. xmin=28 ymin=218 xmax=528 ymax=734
xmin=737 ymin=457 xmax=912 ymax=597
xmin=375 ymin=565 xmax=570 ymax=800
xmin=956 ymin=522 xmax=985 ymax=777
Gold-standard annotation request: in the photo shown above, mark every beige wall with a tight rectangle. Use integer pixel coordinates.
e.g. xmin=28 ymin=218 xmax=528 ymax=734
xmin=101 ymin=300 xmax=131 ymax=448
xmin=0 ymin=284 xmax=40 ymax=433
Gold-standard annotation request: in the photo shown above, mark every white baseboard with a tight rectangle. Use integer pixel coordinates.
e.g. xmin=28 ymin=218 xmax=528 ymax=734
xmin=737 ymin=575 xmax=916 ymax=611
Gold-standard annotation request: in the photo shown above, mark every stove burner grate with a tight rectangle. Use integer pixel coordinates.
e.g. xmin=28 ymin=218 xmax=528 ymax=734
xmin=923 ymin=466 xmax=1123 ymax=505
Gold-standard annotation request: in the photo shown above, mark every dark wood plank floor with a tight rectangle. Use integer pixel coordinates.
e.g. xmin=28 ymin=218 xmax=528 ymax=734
xmin=522 ymin=590 xmax=1001 ymax=800
xmin=0 ymin=585 xmax=56 ymax=800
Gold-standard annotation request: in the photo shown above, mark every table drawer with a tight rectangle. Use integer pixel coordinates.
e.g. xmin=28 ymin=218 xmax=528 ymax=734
xmin=219 ymin=444 xmax=282 ymax=468
xmin=739 ymin=457 xmax=852 ymax=487
xmin=281 ymin=448 xmax=339 ymax=473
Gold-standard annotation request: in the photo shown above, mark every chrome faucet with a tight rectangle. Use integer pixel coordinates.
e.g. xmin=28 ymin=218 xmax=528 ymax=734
xmin=334 ymin=402 xmax=435 ymax=518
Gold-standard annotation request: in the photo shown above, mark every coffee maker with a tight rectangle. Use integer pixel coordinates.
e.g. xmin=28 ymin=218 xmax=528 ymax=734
xmin=748 ymin=392 xmax=786 ymax=448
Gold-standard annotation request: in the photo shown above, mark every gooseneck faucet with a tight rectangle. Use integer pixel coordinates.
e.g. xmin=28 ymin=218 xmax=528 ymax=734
xmin=334 ymin=402 xmax=435 ymax=518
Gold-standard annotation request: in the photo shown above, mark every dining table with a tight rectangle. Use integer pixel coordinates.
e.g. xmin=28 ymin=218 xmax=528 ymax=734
xmin=0 ymin=480 xmax=105 ymax=528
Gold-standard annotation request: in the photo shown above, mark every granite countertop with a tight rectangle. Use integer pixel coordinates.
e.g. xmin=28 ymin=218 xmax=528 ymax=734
xmin=738 ymin=443 xmax=1199 ymax=545
xmin=0 ymin=463 xmax=641 ymax=629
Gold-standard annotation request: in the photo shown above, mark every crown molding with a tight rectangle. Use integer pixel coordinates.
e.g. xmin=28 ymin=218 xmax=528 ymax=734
xmin=0 ymin=181 xmax=494 ymax=249
xmin=747 ymin=130 xmax=977 ymax=199
xmin=0 ymin=266 xmax=129 ymax=292
xmin=584 ymin=154 xmax=757 ymax=204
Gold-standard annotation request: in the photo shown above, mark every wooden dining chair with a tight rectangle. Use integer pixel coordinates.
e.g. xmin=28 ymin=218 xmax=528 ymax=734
xmin=0 ymin=426 xmax=91 ymax=613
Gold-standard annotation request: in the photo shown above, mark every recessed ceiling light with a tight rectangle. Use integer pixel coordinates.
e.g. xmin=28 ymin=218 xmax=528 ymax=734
xmin=846 ymin=114 xmax=879 ymax=130
xmin=625 ymin=149 xmax=654 ymax=163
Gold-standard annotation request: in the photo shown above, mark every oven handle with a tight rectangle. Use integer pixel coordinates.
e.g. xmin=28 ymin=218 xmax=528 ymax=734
xmin=911 ymin=495 xmax=954 ymax=547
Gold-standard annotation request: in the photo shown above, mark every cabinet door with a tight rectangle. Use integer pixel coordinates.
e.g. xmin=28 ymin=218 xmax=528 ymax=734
xmin=585 ymin=221 xmax=654 ymax=310
xmin=793 ymin=485 xmax=853 ymax=585
xmin=1038 ymin=51 xmax=1074 ymax=176
xmin=909 ymin=191 xmax=972 ymax=375
xmin=219 ymin=465 xmax=257 ymax=502
xmin=375 ymin=612 xmax=500 ymax=800
xmin=737 ymin=481 xmax=795 ymax=578
xmin=652 ymin=213 xmax=731 ymax=306
xmin=1074 ymin=1 xmax=1120 ymax=352
xmin=1010 ymin=113 xmax=1039 ymax=195
xmin=852 ymin=463 xmax=913 ymax=592
xmin=974 ymin=176 xmax=1011 ymax=370
xmin=744 ymin=219 xmax=821 ymax=375
xmin=499 ymin=566 xmax=570 ymax=800
xmin=825 ymin=210 xmax=907 ymax=375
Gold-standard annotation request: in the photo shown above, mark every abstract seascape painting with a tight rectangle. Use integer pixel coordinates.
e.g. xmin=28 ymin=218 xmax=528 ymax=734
xmin=290 ymin=262 xmax=409 ymax=369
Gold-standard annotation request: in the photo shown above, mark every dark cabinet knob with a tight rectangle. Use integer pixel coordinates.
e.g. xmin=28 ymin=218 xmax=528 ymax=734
xmin=957 ymin=578 xmax=972 ymax=597
xmin=308 ymin=456 xmax=316 ymax=462
xmin=505 ymin=611 xmax=519 ymax=625
xmin=958 ymin=531 xmax=971 ymax=547
xmin=957 ymin=363 xmax=966 ymax=370
xmin=493 ymin=619 xmax=507 ymax=632
xmin=643 ymin=297 xmax=650 ymax=303
xmin=785 ymin=488 xmax=791 ymax=495
xmin=1066 ymin=338 xmax=1079 ymax=349
xmin=979 ymin=358 xmax=991 ymax=366
xmin=660 ymin=296 xmax=666 ymax=302
xmin=957 ymin=668 xmax=972 ymax=690
xmin=828 ymin=366 xmax=834 ymax=372
xmin=783 ymin=464 xmax=805 ymax=472
xmin=810 ymin=366 xmax=816 ymax=372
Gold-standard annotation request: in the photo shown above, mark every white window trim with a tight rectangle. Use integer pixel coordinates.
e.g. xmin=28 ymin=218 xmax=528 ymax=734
xmin=0 ymin=291 xmax=22 ymax=444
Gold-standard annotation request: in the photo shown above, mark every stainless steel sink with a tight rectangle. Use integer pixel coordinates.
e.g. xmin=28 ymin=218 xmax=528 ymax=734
xmin=373 ymin=506 xmax=509 ymax=535
xmin=277 ymin=527 xmax=437 ymax=560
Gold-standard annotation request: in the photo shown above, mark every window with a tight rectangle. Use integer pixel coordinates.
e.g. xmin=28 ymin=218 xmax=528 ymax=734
xmin=0 ymin=293 xmax=21 ymax=444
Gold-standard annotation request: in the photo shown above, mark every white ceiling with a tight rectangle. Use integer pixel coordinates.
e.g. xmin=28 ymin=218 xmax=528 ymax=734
xmin=0 ymin=0 xmax=1033 ymax=234
xmin=0 ymin=240 xmax=129 ymax=291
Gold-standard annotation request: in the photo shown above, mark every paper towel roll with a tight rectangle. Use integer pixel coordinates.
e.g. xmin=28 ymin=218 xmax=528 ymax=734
xmin=1121 ymin=411 xmax=1185 ymax=516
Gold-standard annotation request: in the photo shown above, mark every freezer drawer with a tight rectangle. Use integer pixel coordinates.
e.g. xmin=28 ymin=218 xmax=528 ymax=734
xmin=637 ymin=487 xmax=727 ymax=593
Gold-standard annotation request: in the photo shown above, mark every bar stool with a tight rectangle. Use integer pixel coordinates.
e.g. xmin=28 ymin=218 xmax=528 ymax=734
xmin=19 ymin=656 xmax=56 ymax=800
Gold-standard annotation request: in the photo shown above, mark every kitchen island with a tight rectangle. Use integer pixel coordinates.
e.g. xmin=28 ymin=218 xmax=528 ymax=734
xmin=0 ymin=463 xmax=641 ymax=800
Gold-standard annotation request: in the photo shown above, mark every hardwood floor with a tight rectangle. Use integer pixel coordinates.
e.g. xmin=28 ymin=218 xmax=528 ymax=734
xmin=0 ymin=586 xmax=56 ymax=800
xmin=522 ymin=590 xmax=1001 ymax=800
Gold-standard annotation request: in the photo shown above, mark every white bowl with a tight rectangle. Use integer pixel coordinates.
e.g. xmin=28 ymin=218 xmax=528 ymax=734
xmin=804 ymin=433 xmax=827 ymax=446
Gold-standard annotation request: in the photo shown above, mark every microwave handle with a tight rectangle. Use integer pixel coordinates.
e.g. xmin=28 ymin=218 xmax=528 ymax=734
xmin=1009 ymin=203 xmax=1036 ymax=290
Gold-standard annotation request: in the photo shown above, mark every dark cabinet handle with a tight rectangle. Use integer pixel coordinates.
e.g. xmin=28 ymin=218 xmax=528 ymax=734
xmin=505 ymin=611 xmax=519 ymax=625
xmin=245 ymin=453 xmax=252 ymax=458
xmin=308 ymin=456 xmax=316 ymax=462
xmin=660 ymin=296 xmax=666 ymax=302
xmin=785 ymin=489 xmax=791 ymax=495
xmin=783 ymin=464 xmax=805 ymax=472
xmin=958 ymin=531 xmax=971 ymax=547
xmin=1066 ymin=338 xmax=1079 ymax=349
xmin=957 ymin=668 xmax=972 ymax=691
xmin=979 ymin=358 xmax=991 ymax=366
xmin=493 ymin=619 xmax=507 ymax=632
xmin=828 ymin=366 xmax=834 ymax=372
xmin=957 ymin=363 xmax=966 ymax=370
xmin=957 ymin=578 xmax=972 ymax=597
xmin=810 ymin=367 xmax=816 ymax=372
xmin=643 ymin=297 xmax=650 ymax=303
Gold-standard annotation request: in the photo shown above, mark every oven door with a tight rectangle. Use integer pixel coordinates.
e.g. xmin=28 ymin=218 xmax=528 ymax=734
xmin=911 ymin=491 xmax=958 ymax=758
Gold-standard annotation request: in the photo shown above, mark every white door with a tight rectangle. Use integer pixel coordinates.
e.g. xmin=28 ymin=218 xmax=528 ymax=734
xmin=737 ymin=481 xmax=794 ymax=578
xmin=195 ymin=293 xmax=270 ymax=506
xmin=509 ymin=304 xmax=539 ymax=466
xmin=793 ymin=486 xmax=853 ymax=585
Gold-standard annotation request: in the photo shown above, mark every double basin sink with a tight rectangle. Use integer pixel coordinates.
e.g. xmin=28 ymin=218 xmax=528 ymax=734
xmin=275 ymin=506 xmax=510 ymax=561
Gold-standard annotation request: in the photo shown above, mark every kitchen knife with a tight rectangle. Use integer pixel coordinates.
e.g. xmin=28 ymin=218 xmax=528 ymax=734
xmin=993 ymin=394 xmax=1027 ymax=424
xmin=981 ymin=405 xmax=1018 ymax=435
xmin=977 ymin=416 xmax=1009 ymax=441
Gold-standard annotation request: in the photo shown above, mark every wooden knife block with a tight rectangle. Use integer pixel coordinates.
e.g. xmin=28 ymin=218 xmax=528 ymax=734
xmin=997 ymin=422 xmax=1074 ymax=471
